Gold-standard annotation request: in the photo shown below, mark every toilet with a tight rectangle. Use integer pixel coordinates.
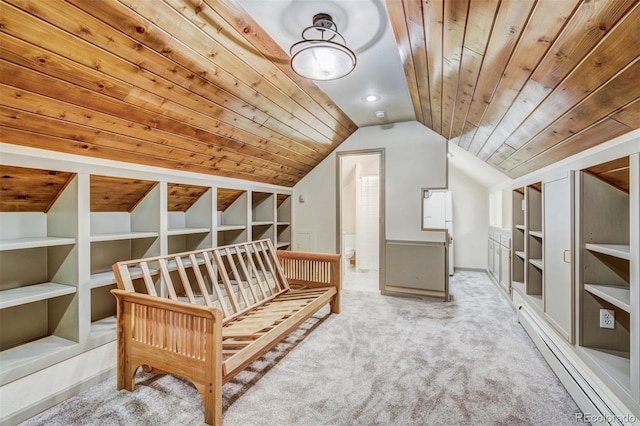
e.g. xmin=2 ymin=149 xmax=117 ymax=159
xmin=343 ymin=233 xmax=356 ymax=267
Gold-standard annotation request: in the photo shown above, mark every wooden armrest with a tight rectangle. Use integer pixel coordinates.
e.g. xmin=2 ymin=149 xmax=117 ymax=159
xmin=111 ymin=289 xmax=221 ymax=320
xmin=277 ymin=250 xmax=340 ymax=263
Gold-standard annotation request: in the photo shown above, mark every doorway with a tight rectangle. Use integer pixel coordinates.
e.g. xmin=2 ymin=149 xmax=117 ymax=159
xmin=337 ymin=150 xmax=384 ymax=292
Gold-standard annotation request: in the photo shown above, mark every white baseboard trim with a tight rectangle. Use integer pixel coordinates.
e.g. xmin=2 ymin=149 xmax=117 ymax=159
xmin=518 ymin=305 xmax=637 ymax=425
xmin=1 ymin=367 xmax=116 ymax=425
xmin=454 ymin=267 xmax=486 ymax=272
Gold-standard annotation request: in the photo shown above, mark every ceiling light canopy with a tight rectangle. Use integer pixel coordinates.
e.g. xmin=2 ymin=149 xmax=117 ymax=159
xmin=290 ymin=13 xmax=356 ymax=81
xmin=364 ymin=94 xmax=380 ymax=102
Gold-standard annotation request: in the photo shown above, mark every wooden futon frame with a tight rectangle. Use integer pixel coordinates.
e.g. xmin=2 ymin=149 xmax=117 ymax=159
xmin=111 ymin=239 xmax=341 ymax=425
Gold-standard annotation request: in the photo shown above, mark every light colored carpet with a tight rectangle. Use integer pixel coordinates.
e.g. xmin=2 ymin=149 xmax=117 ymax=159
xmin=22 ymin=271 xmax=581 ymax=425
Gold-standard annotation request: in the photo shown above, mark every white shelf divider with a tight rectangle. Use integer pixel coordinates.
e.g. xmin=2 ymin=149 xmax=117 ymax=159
xmin=167 ymin=227 xmax=210 ymax=236
xmin=515 ymin=224 xmax=525 ymax=231
xmin=515 ymin=250 xmax=526 ymax=260
xmin=529 ymin=258 xmax=544 ymax=270
xmin=585 ymin=243 xmax=630 ymax=261
xmin=217 ymin=225 xmax=246 ymax=232
xmin=0 ymin=237 xmax=76 ymax=251
xmin=90 ymin=266 xmax=151 ymax=289
xmin=90 ymin=231 xmax=158 ymax=242
xmin=251 ymin=221 xmax=273 ymax=226
xmin=0 ymin=283 xmax=76 ymax=309
xmin=0 ymin=335 xmax=78 ymax=379
xmin=584 ymin=284 xmax=631 ymax=313
xmin=529 ymin=230 xmax=543 ymax=239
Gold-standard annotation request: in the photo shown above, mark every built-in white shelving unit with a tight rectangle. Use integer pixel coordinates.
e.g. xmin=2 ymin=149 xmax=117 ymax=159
xmin=505 ymin=146 xmax=639 ymax=419
xmin=578 ymin=156 xmax=637 ymax=405
xmin=0 ymin=160 xmax=294 ymax=424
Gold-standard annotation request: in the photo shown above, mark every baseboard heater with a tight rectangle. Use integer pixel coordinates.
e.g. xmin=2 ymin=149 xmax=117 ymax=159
xmin=517 ymin=304 xmax=630 ymax=426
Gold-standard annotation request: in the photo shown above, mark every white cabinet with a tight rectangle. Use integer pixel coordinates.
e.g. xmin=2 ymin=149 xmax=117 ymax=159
xmin=499 ymin=235 xmax=510 ymax=294
xmin=543 ymin=174 xmax=573 ymax=342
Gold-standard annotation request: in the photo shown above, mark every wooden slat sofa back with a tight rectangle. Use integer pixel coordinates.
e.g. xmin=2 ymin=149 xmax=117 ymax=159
xmin=111 ymin=239 xmax=340 ymax=425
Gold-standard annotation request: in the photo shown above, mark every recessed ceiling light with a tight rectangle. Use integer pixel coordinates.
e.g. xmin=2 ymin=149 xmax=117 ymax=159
xmin=375 ymin=110 xmax=386 ymax=118
xmin=364 ymin=94 xmax=380 ymax=102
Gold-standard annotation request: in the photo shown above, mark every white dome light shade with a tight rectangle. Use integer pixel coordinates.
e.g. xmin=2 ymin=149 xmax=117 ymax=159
xmin=290 ymin=14 xmax=356 ymax=81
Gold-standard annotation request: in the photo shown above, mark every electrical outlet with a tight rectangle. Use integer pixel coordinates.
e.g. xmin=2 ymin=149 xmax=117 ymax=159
xmin=599 ymin=309 xmax=615 ymax=329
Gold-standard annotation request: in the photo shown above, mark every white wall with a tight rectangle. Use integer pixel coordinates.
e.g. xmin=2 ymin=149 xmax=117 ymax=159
xmin=449 ymin=165 xmax=490 ymax=269
xmin=294 ymin=121 xmax=447 ymax=253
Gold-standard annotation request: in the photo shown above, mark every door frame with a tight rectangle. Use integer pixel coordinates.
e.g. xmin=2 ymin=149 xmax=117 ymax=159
xmin=336 ymin=149 xmax=385 ymax=291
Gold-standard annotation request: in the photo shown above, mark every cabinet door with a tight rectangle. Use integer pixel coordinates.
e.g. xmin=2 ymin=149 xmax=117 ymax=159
xmin=500 ymin=243 xmax=510 ymax=291
xmin=543 ymin=174 xmax=573 ymax=342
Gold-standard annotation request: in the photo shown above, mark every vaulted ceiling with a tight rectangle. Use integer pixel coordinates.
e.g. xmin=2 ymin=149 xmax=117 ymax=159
xmin=1 ymin=0 xmax=638 ymax=188
xmin=387 ymin=0 xmax=639 ymax=177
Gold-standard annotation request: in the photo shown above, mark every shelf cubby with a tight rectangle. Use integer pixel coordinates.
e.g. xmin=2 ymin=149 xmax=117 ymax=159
xmin=251 ymin=191 xmax=275 ymax=244
xmin=511 ymin=188 xmax=525 ymax=288
xmin=217 ymin=188 xmax=248 ymax=246
xmin=578 ymin=157 xmax=634 ymax=394
xmin=167 ymin=183 xmax=212 ymax=254
xmin=276 ymin=194 xmax=291 ymax=249
xmin=525 ymin=184 xmax=543 ymax=298
xmin=89 ymin=176 xmax=160 ymax=341
xmin=0 ymin=166 xmax=80 ymax=384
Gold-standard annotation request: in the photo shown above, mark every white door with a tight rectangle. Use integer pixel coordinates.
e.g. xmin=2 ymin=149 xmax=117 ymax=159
xmin=543 ymin=173 xmax=573 ymax=342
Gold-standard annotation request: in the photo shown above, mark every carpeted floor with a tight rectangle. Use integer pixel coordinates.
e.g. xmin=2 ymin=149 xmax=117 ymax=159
xmin=22 ymin=271 xmax=582 ymax=425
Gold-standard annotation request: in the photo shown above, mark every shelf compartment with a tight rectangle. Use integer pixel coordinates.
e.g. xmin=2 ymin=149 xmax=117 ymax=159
xmin=581 ymin=347 xmax=631 ymax=392
xmin=0 ymin=283 xmax=76 ymax=309
xmin=585 ymin=243 xmax=630 ymax=261
xmin=0 ymin=237 xmax=76 ymax=251
xmin=0 ymin=335 xmax=78 ymax=384
xmin=167 ymin=184 xmax=212 ymax=253
xmin=512 ymin=280 xmax=525 ymax=296
xmin=89 ymin=315 xmax=117 ymax=345
xmin=584 ymin=284 xmax=630 ymax=313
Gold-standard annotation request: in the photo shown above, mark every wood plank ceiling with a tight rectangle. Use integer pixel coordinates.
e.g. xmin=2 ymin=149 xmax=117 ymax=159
xmin=0 ymin=0 xmax=357 ymax=188
xmin=387 ymin=0 xmax=639 ymax=178
xmin=0 ymin=0 xmax=638 ymax=186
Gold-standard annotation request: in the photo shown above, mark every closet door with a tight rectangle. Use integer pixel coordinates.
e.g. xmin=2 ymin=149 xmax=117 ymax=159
xmin=544 ymin=173 xmax=573 ymax=342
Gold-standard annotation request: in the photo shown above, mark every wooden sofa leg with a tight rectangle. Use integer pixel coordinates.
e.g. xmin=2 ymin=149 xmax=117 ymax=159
xmin=330 ymin=293 xmax=340 ymax=314
xmin=202 ymin=384 xmax=222 ymax=426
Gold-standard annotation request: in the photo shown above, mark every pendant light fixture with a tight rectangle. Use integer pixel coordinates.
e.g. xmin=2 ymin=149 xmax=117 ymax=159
xmin=290 ymin=13 xmax=356 ymax=81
